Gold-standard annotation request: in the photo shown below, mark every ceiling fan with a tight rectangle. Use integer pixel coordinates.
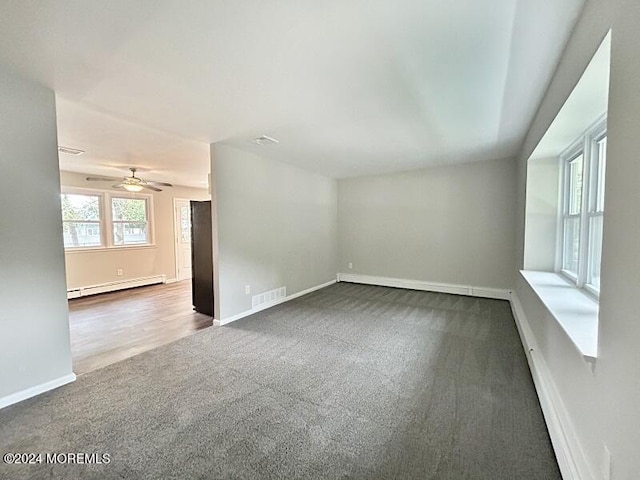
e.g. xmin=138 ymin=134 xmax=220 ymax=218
xmin=86 ymin=168 xmax=173 ymax=192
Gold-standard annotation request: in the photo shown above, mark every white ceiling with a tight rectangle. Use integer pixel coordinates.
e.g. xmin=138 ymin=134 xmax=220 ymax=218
xmin=55 ymin=97 xmax=211 ymax=188
xmin=0 ymin=0 xmax=585 ymax=183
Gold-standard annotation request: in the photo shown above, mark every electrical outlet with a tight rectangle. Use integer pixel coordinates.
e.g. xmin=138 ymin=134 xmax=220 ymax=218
xmin=602 ymin=445 xmax=611 ymax=480
xmin=348 ymin=262 xmax=353 ymax=269
xmin=117 ymin=269 xmax=123 ymax=276
xmin=245 ymin=285 xmax=251 ymax=294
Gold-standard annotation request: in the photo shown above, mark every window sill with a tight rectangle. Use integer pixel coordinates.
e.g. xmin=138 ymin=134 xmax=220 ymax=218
xmin=64 ymin=244 xmax=157 ymax=254
xmin=520 ymin=270 xmax=598 ymax=362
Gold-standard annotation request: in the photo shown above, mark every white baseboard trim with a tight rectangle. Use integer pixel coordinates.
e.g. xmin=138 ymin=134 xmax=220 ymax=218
xmin=0 ymin=373 xmax=76 ymax=410
xmin=67 ymin=274 xmax=167 ymax=299
xmin=510 ymin=293 xmax=595 ymax=480
xmin=165 ymin=277 xmax=179 ymax=284
xmin=337 ymin=273 xmax=511 ymax=300
xmin=214 ymin=279 xmax=337 ymax=326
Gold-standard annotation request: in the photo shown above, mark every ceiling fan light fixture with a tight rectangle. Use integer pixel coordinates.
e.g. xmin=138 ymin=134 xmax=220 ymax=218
xmin=123 ymin=184 xmax=144 ymax=192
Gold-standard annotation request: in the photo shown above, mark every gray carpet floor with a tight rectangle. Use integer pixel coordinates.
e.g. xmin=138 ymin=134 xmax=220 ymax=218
xmin=0 ymin=282 xmax=560 ymax=479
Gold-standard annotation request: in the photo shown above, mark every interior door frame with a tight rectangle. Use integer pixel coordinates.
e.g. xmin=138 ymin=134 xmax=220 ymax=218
xmin=173 ymin=197 xmax=192 ymax=282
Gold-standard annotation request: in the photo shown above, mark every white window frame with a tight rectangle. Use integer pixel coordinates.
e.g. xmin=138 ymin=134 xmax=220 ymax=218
xmin=584 ymin=132 xmax=607 ymax=296
xmin=559 ymin=147 xmax=583 ymax=283
xmin=61 ymin=186 xmax=155 ymax=251
xmin=110 ymin=194 xmax=153 ymax=247
xmin=61 ymin=190 xmax=106 ymax=249
xmin=556 ymin=115 xmax=607 ymax=298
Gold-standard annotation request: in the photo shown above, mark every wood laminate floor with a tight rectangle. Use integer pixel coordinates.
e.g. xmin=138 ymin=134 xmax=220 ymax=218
xmin=68 ymin=280 xmax=213 ymax=374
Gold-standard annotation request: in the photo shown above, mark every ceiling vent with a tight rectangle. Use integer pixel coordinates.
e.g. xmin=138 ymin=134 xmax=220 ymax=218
xmin=252 ymin=135 xmax=279 ymax=146
xmin=58 ymin=146 xmax=85 ymax=156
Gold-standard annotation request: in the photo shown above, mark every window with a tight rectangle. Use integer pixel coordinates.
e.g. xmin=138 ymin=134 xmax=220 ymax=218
xmin=111 ymin=197 xmax=149 ymax=245
xmin=180 ymin=205 xmax=191 ymax=243
xmin=562 ymin=153 xmax=583 ymax=278
xmin=559 ymin=119 xmax=607 ymax=296
xmin=61 ymin=188 xmax=153 ymax=250
xmin=61 ymin=193 xmax=103 ymax=248
xmin=586 ymin=135 xmax=606 ymax=291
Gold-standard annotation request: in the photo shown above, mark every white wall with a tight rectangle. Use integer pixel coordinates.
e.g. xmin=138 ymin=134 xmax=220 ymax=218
xmin=515 ymin=0 xmax=640 ymax=477
xmin=523 ymin=156 xmax=560 ymax=271
xmin=211 ymin=143 xmax=338 ymax=320
xmin=597 ymin=0 xmax=640 ymax=474
xmin=338 ymin=158 xmax=516 ymax=290
xmin=60 ymin=171 xmax=209 ymax=289
xmin=0 ymin=64 xmax=74 ymax=400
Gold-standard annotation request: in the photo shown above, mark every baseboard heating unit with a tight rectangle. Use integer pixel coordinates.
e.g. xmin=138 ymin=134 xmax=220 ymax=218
xmin=67 ymin=275 xmax=167 ymax=299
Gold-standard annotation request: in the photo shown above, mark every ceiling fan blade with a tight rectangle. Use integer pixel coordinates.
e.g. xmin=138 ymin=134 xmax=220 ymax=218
xmin=112 ymin=184 xmax=125 ymax=189
xmin=142 ymin=184 xmax=162 ymax=192
xmin=86 ymin=176 xmax=120 ymax=182
xmin=145 ymin=181 xmax=173 ymax=187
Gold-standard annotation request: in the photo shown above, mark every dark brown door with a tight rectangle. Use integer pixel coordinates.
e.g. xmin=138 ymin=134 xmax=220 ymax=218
xmin=190 ymin=201 xmax=214 ymax=317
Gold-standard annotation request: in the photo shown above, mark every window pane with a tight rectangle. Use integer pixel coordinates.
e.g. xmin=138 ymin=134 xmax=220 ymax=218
xmin=587 ymin=215 xmax=603 ymax=291
xmin=63 ymin=222 xmax=102 ymax=248
xmin=568 ymin=155 xmax=583 ymax=215
xmin=180 ymin=205 xmax=191 ymax=243
xmin=112 ymin=197 xmax=147 ymax=222
xmin=563 ymin=217 xmax=581 ymax=276
xmin=113 ymin=222 xmax=148 ymax=245
xmin=595 ymin=136 xmax=607 ymax=212
xmin=111 ymin=197 xmax=149 ymax=245
xmin=61 ymin=194 xmax=100 ymax=221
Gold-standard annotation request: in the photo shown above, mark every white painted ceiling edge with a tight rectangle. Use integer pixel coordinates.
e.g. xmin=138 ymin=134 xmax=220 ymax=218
xmin=0 ymin=0 xmax=585 ymax=184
